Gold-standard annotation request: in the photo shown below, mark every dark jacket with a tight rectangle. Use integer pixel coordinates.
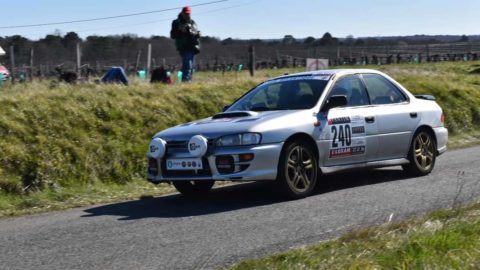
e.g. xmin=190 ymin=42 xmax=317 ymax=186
xmin=170 ymin=14 xmax=200 ymax=54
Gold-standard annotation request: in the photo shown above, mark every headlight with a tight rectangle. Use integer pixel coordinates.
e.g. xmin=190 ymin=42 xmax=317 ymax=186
xmin=215 ymin=133 xmax=261 ymax=147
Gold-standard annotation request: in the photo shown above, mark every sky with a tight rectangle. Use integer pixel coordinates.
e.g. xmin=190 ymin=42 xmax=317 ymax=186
xmin=0 ymin=0 xmax=479 ymax=40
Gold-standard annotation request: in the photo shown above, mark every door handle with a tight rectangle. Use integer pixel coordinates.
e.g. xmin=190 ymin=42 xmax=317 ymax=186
xmin=365 ymin=116 xmax=375 ymax=123
xmin=410 ymin=112 xmax=418 ymax=118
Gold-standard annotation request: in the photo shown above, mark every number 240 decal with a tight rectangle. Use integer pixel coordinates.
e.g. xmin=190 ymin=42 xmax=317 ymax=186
xmin=331 ymin=124 xmax=352 ymax=148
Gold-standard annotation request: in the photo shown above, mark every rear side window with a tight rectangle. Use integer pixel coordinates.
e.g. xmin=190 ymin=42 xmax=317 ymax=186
xmin=362 ymin=74 xmax=407 ymax=104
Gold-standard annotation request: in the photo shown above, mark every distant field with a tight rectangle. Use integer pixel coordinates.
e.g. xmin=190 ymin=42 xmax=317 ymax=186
xmin=0 ymin=62 xmax=479 ymax=216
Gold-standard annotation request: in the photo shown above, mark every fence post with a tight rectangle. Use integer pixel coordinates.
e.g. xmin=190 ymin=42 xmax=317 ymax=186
xmin=147 ymin=43 xmax=152 ymax=78
xmin=135 ymin=49 xmax=142 ymax=74
xmin=76 ymin=43 xmax=81 ymax=76
xmin=46 ymin=62 xmax=50 ymax=76
xmin=275 ymin=49 xmax=280 ymax=68
xmin=336 ymin=47 xmax=341 ymax=65
xmin=348 ymin=47 xmax=352 ymax=63
xmin=248 ymin=45 xmax=255 ymax=77
xmin=39 ymin=64 xmax=44 ymax=78
xmin=29 ymin=47 xmax=34 ymax=81
xmin=425 ymin=44 xmax=430 ymax=62
xmin=9 ymin=46 xmax=15 ymax=83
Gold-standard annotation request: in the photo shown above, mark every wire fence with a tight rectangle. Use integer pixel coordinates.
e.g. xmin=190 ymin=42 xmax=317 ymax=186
xmin=2 ymin=41 xmax=480 ymax=82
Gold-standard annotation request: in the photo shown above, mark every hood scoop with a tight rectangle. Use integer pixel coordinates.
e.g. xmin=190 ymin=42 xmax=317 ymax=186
xmin=212 ymin=111 xmax=258 ymax=119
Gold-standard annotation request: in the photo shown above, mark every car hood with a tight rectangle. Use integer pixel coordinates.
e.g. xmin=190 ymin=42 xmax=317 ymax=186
xmin=154 ymin=110 xmax=313 ymax=141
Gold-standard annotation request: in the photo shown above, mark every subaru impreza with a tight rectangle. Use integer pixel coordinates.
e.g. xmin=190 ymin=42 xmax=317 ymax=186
xmin=147 ymin=69 xmax=448 ymax=198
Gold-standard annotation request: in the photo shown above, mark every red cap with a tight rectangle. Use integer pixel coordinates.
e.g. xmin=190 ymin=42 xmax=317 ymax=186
xmin=182 ymin=6 xmax=192 ymax=14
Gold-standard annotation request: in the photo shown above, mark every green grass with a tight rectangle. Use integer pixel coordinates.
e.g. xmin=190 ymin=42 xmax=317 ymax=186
xmin=0 ymin=62 xmax=479 ymax=217
xmin=225 ymin=202 xmax=480 ymax=270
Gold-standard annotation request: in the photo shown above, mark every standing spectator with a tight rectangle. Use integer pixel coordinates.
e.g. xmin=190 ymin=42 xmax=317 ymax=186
xmin=170 ymin=6 xmax=201 ymax=82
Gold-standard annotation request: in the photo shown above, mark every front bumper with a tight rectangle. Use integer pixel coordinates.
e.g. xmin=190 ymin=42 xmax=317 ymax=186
xmin=147 ymin=142 xmax=283 ymax=183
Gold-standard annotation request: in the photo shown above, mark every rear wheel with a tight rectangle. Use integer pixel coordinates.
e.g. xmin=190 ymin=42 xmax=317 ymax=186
xmin=172 ymin=180 xmax=215 ymax=196
xmin=402 ymin=130 xmax=436 ymax=176
xmin=277 ymin=141 xmax=318 ymax=199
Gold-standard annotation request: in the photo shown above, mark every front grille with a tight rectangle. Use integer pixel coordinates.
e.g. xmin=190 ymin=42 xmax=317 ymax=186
xmin=167 ymin=140 xmax=188 ymax=149
xmin=166 ymin=139 xmax=215 ymax=152
xmin=161 ymin=157 xmax=212 ymax=177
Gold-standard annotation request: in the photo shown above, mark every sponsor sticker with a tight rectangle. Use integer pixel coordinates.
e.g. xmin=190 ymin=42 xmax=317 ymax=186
xmin=328 ymin=115 xmax=366 ymax=159
xmin=329 ymin=146 xmax=366 ymax=159
xmin=166 ymin=158 xmax=203 ymax=170
xmin=261 ymin=74 xmax=330 ymax=87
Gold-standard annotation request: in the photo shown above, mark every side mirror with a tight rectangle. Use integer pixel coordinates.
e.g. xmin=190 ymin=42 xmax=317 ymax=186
xmin=322 ymin=95 xmax=347 ymax=112
xmin=222 ymin=105 xmax=230 ymax=112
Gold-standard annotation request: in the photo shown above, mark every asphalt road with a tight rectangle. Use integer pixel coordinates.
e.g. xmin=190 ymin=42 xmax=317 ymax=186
xmin=1 ymin=146 xmax=479 ymax=270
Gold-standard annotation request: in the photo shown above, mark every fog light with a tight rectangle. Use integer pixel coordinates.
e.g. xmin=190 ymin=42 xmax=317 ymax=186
xmin=148 ymin=138 xmax=166 ymax=159
xmin=148 ymin=158 xmax=159 ymax=176
xmin=216 ymin=155 xmax=235 ymax=174
xmin=239 ymin=153 xmax=254 ymax=162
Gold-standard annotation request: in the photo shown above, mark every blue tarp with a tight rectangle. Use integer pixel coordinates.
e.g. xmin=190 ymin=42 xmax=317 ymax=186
xmin=101 ymin=67 xmax=128 ymax=85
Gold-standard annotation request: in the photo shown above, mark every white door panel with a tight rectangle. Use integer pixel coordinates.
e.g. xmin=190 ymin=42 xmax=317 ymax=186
xmin=361 ymin=73 xmax=420 ymax=160
xmin=318 ymin=107 xmax=379 ymax=167
xmin=374 ymin=103 xmax=420 ymax=159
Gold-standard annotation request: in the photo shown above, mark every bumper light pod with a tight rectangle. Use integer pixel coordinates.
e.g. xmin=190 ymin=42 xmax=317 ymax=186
xmin=148 ymin=138 xmax=167 ymax=159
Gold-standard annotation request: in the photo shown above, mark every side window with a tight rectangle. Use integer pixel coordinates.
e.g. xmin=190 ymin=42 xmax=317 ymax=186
xmin=328 ymin=75 xmax=369 ymax=107
xmin=362 ymin=74 xmax=407 ymax=105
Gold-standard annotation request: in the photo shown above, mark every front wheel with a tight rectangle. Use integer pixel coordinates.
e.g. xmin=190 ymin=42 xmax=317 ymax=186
xmin=172 ymin=180 xmax=215 ymax=196
xmin=402 ymin=130 xmax=437 ymax=176
xmin=277 ymin=141 xmax=318 ymax=199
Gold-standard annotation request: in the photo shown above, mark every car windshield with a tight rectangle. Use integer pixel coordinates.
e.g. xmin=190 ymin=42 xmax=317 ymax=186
xmin=227 ymin=77 xmax=329 ymax=112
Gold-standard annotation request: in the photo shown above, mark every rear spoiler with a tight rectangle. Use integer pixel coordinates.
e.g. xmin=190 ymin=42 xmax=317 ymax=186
xmin=415 ymin=95 xmax=436 ymax=101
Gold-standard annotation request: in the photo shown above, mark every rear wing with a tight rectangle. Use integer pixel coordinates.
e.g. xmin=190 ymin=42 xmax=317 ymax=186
xmin=415 ymin=95 xmax=436 ymax=101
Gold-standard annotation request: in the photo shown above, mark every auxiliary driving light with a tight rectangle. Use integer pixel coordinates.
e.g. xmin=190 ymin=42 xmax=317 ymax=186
xmin=148 ymin=138 xmax=167 ymax=159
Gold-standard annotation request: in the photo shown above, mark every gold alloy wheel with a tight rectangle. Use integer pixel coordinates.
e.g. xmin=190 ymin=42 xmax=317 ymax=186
xmin=413 ymin=132 xmax=435 ymax=171
xmin=286 ymin=145 xmax=315 ymax=193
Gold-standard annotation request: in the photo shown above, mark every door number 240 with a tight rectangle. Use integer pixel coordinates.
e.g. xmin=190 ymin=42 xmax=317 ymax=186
xmin=331 ymin=124 xmax=352 ymax=148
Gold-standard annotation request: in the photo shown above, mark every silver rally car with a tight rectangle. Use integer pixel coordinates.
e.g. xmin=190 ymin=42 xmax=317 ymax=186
xmin=147 ymin=69 xmax=448 ymax=198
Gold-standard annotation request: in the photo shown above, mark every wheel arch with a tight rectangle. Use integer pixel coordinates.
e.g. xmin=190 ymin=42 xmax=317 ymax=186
xmin=281 ymin=132 xmax=320 ymax=163
xmin=403 ymin=125 xmax=438 ymax=176
xmin=413 ymin=125 xmax=438 ymax=150
xmin=276 ymin=132 xmax=320 ymax=198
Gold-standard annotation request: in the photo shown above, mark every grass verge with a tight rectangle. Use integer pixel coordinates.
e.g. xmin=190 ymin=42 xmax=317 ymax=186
xmin=225 ymin=202 xmax=480 ymax=270
xmin=0 ymin=62 xmax=479 ymax=217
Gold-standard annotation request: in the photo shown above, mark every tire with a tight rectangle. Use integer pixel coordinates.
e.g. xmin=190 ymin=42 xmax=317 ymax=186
xmin=172 ymin=180 xmax=215 ymax=196
xmin=277 ymin=140 xmax=318 ymax=199
xmin=402 ymin=130 xmax=437 ymax=176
